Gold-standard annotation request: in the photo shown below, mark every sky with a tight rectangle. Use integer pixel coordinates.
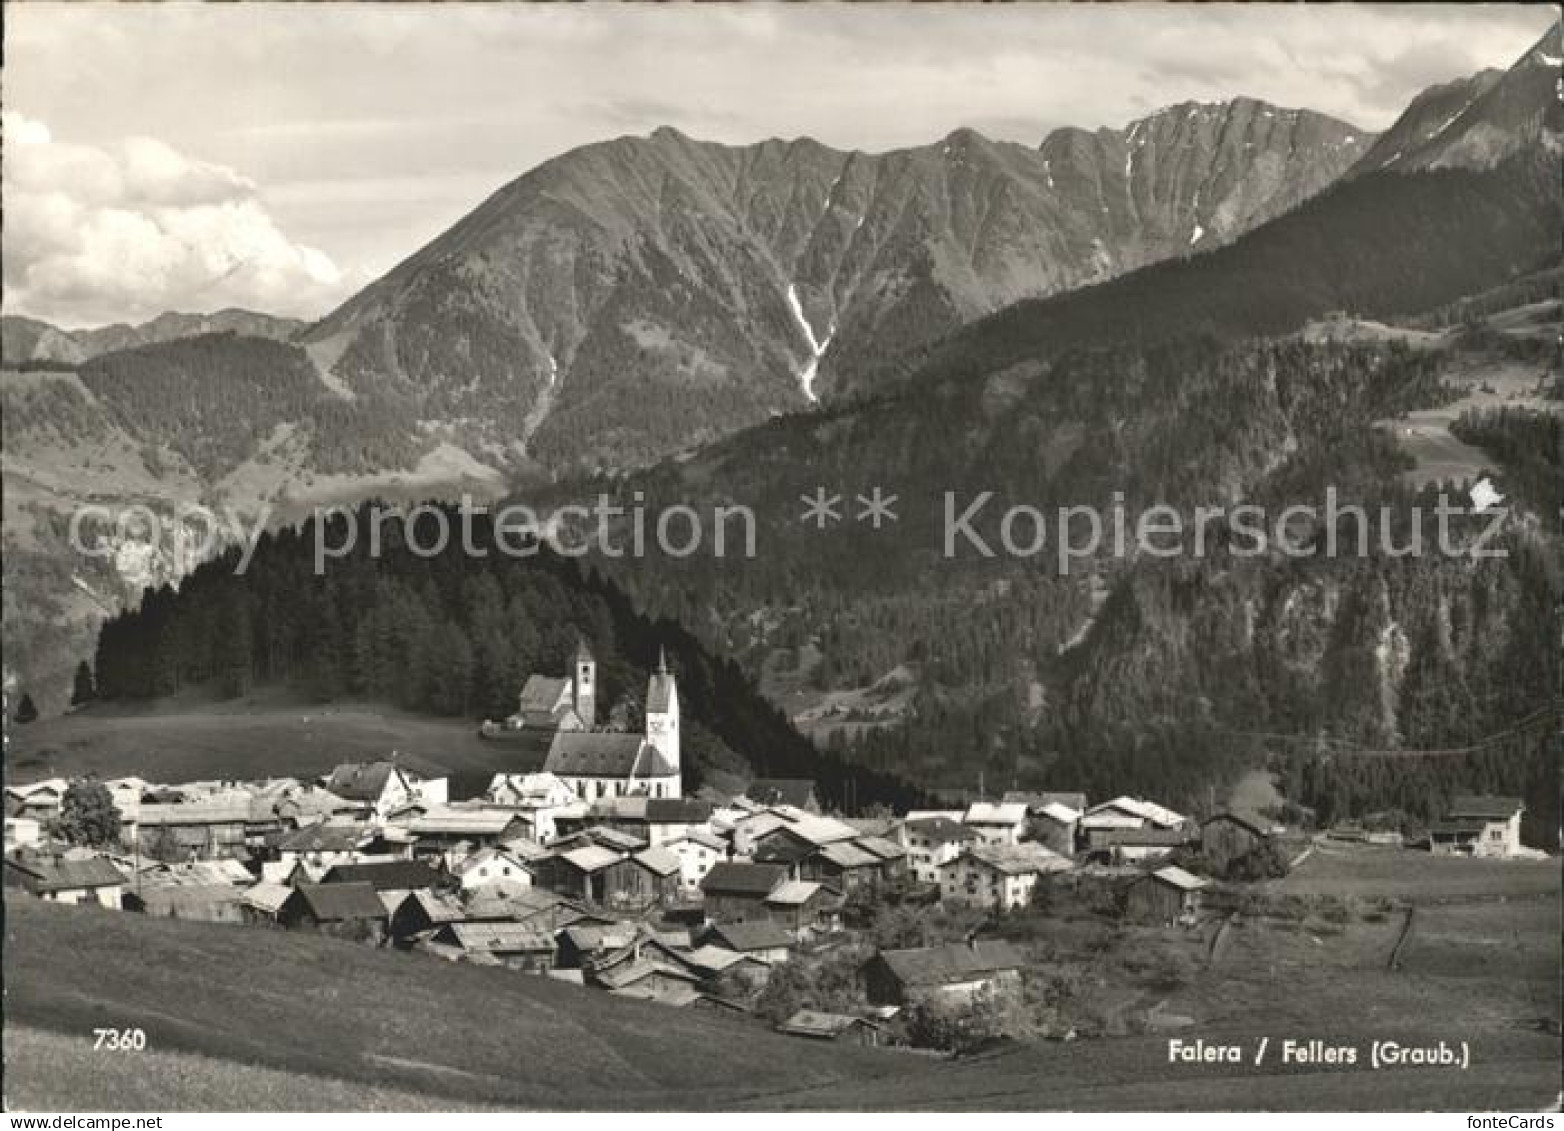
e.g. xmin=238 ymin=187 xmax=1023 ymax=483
xmin=3 ymin=3 xmax=1554 ymax=329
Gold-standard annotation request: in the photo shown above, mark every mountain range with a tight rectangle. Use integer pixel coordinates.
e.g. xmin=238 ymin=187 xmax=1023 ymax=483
xmin=2 ymin=22 xmax=1559 ymax=742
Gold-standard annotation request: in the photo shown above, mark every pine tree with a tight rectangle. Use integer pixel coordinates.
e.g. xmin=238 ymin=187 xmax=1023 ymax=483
xmin=14 ymin=693 xmax=39 ymax=724
xmin=71 ymin=661 xmax=97 ymax=707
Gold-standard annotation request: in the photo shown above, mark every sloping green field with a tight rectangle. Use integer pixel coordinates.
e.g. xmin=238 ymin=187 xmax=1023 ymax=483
xmin=5 ymin=892 xmax=1559 ymax=1112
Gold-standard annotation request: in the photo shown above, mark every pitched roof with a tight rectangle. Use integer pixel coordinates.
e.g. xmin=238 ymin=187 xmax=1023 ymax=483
xmin=324 ymin=763 xmax=401 ymax=803
xmin=765 ymin=880 xmax=825 ymax=906
xmin=1037 ymin=802 xmax=1083 ymax=824
xmin=682 ymin=944 xmax=760 ymax=975
xmin=1100 ymin=827 xmax=1188 ymax=848
xmin=320 ymin=860 xmax=442 ymax=891
xmin=877 ymin=940 xmax=1025 ymax=987
xmin=138 ymin=797 xmax=253 ymax=826
xmin=407 ymin=807 xmax=520 ymax=837
xmin=1087 ymin=796 xmax=1186 ymax=829
xmin=518 ymin=675 xmax=570 ymax=716
xmin=241 ymin=882 xmax=296 ymax=915
xmin=633 ymin=846 xmax=681 ymax=876
xmin=853 ymin=835 xmax=907 ymax=861
xmin=1203 ymin=809 xmax=1276 ymax=837
xmin=668 ymin=828 xmax=726 ymax=852
xmin=559 ymin=845 xmax=624 ymax=873
xmin=588 ymin=827 xmax=648 ymax=852
xmin=295 ymin=882 xmax=386 ymax=922
xmin=904 ymin=816 xmax=978 ymax=844
xmin=1447 ymin=795 xmax=1524 ymax=820
xmin=646 ymin=798 xmax=712 ymax=824
xmin=746 ymin=779 xmax=816 ymax=808
xmin=443 ymin=921 xmax=556 ymax=954
xmin=960 ymin=842 xmax=1074 ymax=875
xmin=138 ymin=884 xmax=245 ymax=915
xmin=700 ymin=861 xmax=787 ymax=897
xmin=777 ymin=1010 xmax=875 ymax=1039
xmin=1004 ymin=790 xmax=1089 ymax=813
xmin=545 ymin=732 xmax=676 ymax=778
xmin=707 ymin=919 xmax=794 ymax=953
xmin=7 ymin=856 xmax=125 ymax=892
xmin=816 ymin=841 xmax=882 ymax=869
xmin=276 ymin=823 xmax=364 ymax=854
xmin=964 ymin=802 xmax=1029 ymax=826
xmin=393 ymin=889 xmax=466 ymax=924
xmin=1146 ymin=865 xmax=1208 ymax=892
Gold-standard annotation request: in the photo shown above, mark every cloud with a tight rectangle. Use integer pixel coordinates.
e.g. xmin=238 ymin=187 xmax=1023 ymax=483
xmin=2 ymin=111 xmax=350 ymax=328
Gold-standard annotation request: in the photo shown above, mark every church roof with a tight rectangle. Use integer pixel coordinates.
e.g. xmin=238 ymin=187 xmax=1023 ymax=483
xmin=545 ymin=732 xmax=677 ymax=779
xmin=575 ymin=637 xmax=595 ymax=662
xmin=518 ymin=675 xmax=570 ymax=716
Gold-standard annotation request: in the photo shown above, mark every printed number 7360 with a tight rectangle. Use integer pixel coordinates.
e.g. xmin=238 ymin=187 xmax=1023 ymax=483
xmin=93 ymin=1027 xmax=147 ymax=1051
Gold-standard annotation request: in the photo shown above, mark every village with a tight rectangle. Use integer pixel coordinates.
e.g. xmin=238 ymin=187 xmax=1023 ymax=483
xmin=3 ymin=642 xmax=1539 ymax=1052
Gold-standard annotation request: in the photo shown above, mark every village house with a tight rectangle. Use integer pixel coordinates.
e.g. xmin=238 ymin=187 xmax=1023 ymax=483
xmin=763 ymin=879 xmax=839 ymax=940
xmin=4 ymin=817 xmax=42 ymax=851
xmin=240 ymin=881 xmax=296 ymax=926
xmin=130 ymin=881 xmax=246 ymax=923
xmin=1200 ymin=809 xmax=1279 ymax=871
xmin=555 ymin=921 xmax=641 ymax=970
xmin=1123 ymin=865 xmax=1208 ymax=924
xmin=938 ymin=842 xmax=1073 ymax=910
xmin=530 ymin=844 xmax=624 ymax=904
xmin=573 ymin=796 xmax=715 ymax=847
xmin=4 ymin=854 xmax=125 ymax=908
xmin=1429 ymin=796 xmax=1526 ymax=857
xmin=482 ymin=772 xmax=580 ymax=844
xmin=454 ymin=845 xmax=535 ymax=892
xmin=274 ymin=821 xmax=367 ymax=871
xmin=430 ymin=920 xmax=557 ymax=972
xmin=320 ymin=859 xmax=444 ymax=892
xmin=1019 ymin=800 xmax=1083 ymax=856
xmin=1004 ymin=789 xmax=1088 ymax=814
xmin=700 ymin=861 xmax=789 ymax=922
xmin=1091 ymin=826 xmax=1189 ymax=864
xmin=704 ymin=919 xmax=794 ymax=964
xmin=324 ymin=761 xmax=447 ymax=820
xmin=403 ymin=805 xmax=529 ymax=863
xmin=278 ymin=882 xmax=388 ymax=940
xmin=776 ymin=1010 xmax=884 ymax=1046
xmin=745 ymin=779 xmax=821 ymax=812
xmin=664 ymin=828 xmax=727 ymax=894
xmin=1085 ymin=796 xmax=1187 ymax=831
xmin=799 ymin=839 xmax=886 ymax=894
xmin=962 ymin=801 xmax=1029 ymax=846
xmin=589 ymin=947 xmax=707 ymax=1004
xmin=899 ymin=815 xmax=980 ymax=885
xmin=627 ymin=846 xmax=683 ymax=908
xmin=4 ymin=779 xmax=67 ymax=823
xmin=864 ymin=940 xmax=1026 ymax=1007
xmin=136 ymin=795 xmax=252 ymax=861
xmin=387 ymin=888 xmax=467 ymax=944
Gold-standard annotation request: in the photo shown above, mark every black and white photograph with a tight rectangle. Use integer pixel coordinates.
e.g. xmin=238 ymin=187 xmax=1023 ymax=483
xmin=1 ymin=0 xmax=1560 ymax=1115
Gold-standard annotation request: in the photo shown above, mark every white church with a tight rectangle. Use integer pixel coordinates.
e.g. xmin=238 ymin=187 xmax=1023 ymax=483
xmin=511 ymin=640 xmax=683 ymax=800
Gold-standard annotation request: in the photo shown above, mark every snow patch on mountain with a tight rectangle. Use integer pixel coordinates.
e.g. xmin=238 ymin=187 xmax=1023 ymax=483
xmin=786 ymin=284 xmax=833 ymax=403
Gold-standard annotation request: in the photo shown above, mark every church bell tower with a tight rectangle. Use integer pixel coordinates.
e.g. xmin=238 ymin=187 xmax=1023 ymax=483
xmin=572 ymin=638 xmax=596 ymax=728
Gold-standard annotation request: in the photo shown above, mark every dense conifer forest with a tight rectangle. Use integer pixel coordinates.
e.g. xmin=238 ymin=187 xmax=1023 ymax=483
xmin=90 ymin=507 xmax=933 ymax=812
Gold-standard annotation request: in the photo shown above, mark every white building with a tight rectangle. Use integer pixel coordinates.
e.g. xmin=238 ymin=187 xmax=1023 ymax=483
xmin=938 ymin=842 xmax=1074 ymax=911
xmin=543 ymin=649 xmax=682 ymax=800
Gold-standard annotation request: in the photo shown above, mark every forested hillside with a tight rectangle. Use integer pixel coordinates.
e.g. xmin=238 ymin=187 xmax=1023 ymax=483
xmin=89 ymin=509 xmax=930 ymax=812
xmin=557 ymin=327 xmax=1559 ymax=841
